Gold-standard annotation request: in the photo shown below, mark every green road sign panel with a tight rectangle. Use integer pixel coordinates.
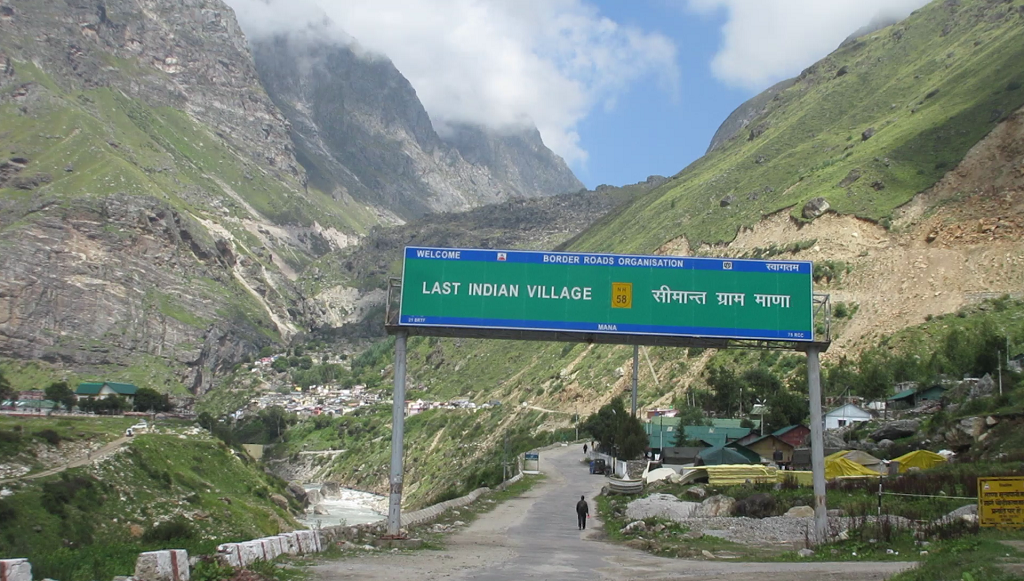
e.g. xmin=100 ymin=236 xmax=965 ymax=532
xmin=398 ymin=247 xmax=814 ymax=342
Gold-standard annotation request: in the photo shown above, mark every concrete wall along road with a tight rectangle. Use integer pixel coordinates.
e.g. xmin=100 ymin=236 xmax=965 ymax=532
xmin=215 ymin=530 xmax=324 ymax=568
xmin=135 ymin=549 xmax=189 ymax=581
xmin=0 ymin=559 xmax=31 ymax=581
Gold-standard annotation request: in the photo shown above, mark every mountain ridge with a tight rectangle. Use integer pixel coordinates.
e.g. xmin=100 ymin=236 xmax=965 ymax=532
xmin=250 ymin=32 xmax=584 ymax=220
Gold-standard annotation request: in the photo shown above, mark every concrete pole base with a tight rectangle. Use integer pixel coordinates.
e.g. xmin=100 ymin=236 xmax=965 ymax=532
xmin=372 ymin=537 xmax=423 ymax=550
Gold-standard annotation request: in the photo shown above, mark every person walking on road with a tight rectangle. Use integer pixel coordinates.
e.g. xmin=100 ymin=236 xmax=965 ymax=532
xmin=576 ymin=495 xmax=589 ymax=530
xmin=583 ymin=443 xmax=588 ymax=455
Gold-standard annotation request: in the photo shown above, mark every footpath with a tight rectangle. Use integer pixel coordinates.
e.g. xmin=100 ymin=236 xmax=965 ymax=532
xmin=0 ymin=436 xmax=130 ymax=485
xmin=310 ymin=443 xmax=915 ymax=581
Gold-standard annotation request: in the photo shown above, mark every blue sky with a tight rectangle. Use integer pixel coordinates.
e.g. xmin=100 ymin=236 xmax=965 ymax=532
xmin=574 ymin=1 xmax=746 ymax=188
xmin=229 ymin=0 xmax=932 ymax=189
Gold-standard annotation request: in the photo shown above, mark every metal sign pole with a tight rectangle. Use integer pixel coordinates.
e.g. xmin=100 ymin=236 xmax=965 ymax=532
xmin=631 ymin=344 xmax=639 ymax=417
xmin=807 ymin=347 xmax=828 ymax=543
xmin=386 ymin=331 xmax=408 ymax=537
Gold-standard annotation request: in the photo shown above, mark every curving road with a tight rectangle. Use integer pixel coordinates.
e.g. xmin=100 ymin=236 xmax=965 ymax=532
xmin=312 ymin=443 xmax=913 ymax=581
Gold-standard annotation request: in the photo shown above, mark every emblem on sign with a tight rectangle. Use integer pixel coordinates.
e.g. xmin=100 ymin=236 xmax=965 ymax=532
xmin=611 ymin=282 xmax=633 ymax=309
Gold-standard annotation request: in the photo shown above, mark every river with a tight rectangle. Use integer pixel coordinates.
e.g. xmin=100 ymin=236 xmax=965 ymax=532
xmin=297 ymin=484 xmax=386 ymax=528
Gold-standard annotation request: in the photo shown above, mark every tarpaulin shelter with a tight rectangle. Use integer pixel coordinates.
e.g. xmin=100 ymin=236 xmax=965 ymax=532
xmin=891 ymin=450 xmax=947 ymax=473
xmin=697 ymin=445 xmax=755 ymax=466
xmin=824 ymin=456 xmax=880 ymax=480
xmin=826 ymin=450 xmax=885 ymax=473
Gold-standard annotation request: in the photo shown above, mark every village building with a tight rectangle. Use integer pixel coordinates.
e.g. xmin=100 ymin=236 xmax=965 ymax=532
xmin=888 ymin=384 xmax=946 ymax=408
xmin=74 ymin=382 xmax=139 ymax=403
xmin=824 ymin=403 xmax=873 ymax=430
xmin=743 ymin=434 xmax=795 ymax=466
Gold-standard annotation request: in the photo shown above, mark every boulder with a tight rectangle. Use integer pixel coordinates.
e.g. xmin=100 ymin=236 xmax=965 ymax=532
xmin=720 ymin=194 xmax=736 ymax=207
xmin=957 ymin=417 xmax=985 ymax=439
xmin=270 ymin=493 xmax=290 ymax=510
xmin=802 ymin=197 xmax=830 ymax=220
xmin=312 ymin=504 xmax=330 ymax=515
xmin=320 ymin=482 xmax=341 ymax=498
xmin=306 ymin=488 xmax=323 ymax=505
xmin=620 ymin=520 xmax=648 ymax=534
xmin=785 ymin=506 xmax=815 ymax=518
xmin=861 ymin=127 xmax=876 ymax=141
xmin=970 ymin=374 xmax=995 ymax=398
xmin=869 ymin=420 xmax=920 ymax=442
xmin=732 ymin=493 xmax=777 ymax=519
xmin=837 ymin=169 xmax=862 ymax=188
xmin=287 ymin=482 xmax=309 ymax=507
xmin=877 ymin=439 xmax=895 ymax=448
xmin=798 ymin=548 xmax=815 ymax=558
xmin=686 ymin=486 xmax=707 ymax=500
xmin=696 ymin=495 xmax=735 ymax=517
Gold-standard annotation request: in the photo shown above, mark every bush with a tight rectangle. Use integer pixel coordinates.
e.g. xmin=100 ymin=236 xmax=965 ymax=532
xmin=142 ymin=518 xmax=196 ymax=543
xmin=731 ymin=492 xmax=777 ymax=518
xmin=36 ymin=429 xmax=63 ymax=446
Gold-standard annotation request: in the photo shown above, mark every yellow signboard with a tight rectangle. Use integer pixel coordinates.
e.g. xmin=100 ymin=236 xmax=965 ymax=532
xmin=979 ymin=476 xmax=1024 ymax=527
xmin=611 ymin=282 xmax=633 ymax=309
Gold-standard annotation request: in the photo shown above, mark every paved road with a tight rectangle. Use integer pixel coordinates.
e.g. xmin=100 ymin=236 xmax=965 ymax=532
xmin=313 ymin=444 xmax=914 ymax=581
xmin=0 ymin=436 xmax=130 ymax=485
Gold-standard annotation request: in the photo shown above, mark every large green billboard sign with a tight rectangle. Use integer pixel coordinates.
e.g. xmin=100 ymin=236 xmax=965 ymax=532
xmin=398 ymin=247 xmax=814 ymax=342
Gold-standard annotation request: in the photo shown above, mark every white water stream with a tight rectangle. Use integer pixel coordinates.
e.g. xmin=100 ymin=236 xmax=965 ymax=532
xmin=297 ymin=484 xmax=386 ymax=528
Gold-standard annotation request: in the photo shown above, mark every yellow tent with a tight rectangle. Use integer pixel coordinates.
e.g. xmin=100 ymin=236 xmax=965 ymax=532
xmin=825 ymin=456 xmax=880 ymax=479
xmin=826 ymin=449 xmax=885 ymax=472
xmin=892 ymin=450 xmax=947 ymax=473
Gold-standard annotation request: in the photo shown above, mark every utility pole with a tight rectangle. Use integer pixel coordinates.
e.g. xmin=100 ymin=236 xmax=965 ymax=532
xmin=386 ymin=331 xmax=408 ymax=538
xmin=998 ymin=350 xmax=1003 ymax=396
xmin=807 ymin=348 xmax=828 ymax=544
xmin=631 ymin=344 xmax=639 ymax=417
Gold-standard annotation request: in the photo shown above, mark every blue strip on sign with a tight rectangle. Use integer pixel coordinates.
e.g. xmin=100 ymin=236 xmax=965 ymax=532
xmin=399 ymin=315 xmax=813 ymax=342
xmin=404 ymin=246 xmax=811 ymax=274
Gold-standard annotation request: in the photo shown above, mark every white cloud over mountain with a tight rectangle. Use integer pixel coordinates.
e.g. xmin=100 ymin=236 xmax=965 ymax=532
xmin=226 ymin=0 xmax=679 ymax=165
xmin=688 ymin=0 xmax=932 ymax=90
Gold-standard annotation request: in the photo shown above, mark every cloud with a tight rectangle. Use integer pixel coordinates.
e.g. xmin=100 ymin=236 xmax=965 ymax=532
xmin=225 ymin=0 xmax=679 ymax=165
xmin=688 ymin=0 xmax=931 ymax=91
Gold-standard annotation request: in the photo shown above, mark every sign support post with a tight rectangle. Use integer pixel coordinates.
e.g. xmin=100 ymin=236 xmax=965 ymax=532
xmin=807 ymin=347 xmax=828 ymax=543
xmin=386 ymin=331 xmax=408 ymax=537
xmin=631 ymin=344 xmax=639 ymax=417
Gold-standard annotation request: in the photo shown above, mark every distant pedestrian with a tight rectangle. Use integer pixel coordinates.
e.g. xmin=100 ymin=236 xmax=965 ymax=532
xmin=583 ymin=443 xmax=588 ymax=455
xmin=576 ymin=495 xmax=589 ymax=530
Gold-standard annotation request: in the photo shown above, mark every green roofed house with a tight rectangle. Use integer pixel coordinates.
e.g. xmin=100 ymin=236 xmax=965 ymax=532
xmin=645 ymin=418 xmax=752 ymax=450
xmin=888 ymin=384 xmax=946 ymax=408
xmin=75 ymin=382 xmax=138 ymax=403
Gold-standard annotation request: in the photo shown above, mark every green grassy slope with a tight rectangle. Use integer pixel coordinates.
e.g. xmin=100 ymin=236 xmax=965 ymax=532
xmin=571 ymin=0 xmax=1024 ymax=253
xmin=0 ymin=427 xmax=298 ymax=581
xmin=0 ymin=62 xmax=372 ymax=240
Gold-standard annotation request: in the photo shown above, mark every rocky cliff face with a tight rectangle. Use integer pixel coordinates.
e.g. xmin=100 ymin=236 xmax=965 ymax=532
xmin=0 ymin=0 xmax=589 ymax=393
xmin=251 ymin=34 xmax=583 ymax=219
xmin=0 ymin=0 xmax=302 ymax=178
xmin=0 ymin=0 xmax=332 ymax=393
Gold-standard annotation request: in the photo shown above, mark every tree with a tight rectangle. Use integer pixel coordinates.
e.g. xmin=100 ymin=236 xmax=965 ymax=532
xmin=670 ymin=397 xmax=710 ymax=427
xmin=271 ymin=358 xmax=289 ymax=373
xmin=706 ymin=366 xmax=742 ymax=415
xmin=0 ymin=368 xmax=12 ymax=403
xmin=763 ymin=391 xmax=807 ymax=433
xmin=134 ymin=387 xmax=173 ymax=413
xmin=579 ymin=397 xmax=648 ymax=459
xmin=45 ymin=381 xmax=76 ymax=411
xmin=260 ymin=406 xmax=292 ymax=441
xmin=856 ymin=349 xmax=894 ymax=401
xmin=615 ymin=413 xmax=649 ymax=460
